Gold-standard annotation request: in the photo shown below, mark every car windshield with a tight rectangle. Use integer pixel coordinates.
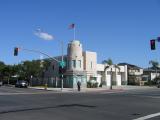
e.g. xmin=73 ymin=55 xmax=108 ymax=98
xmin=17 ymin=81 xmax=27 ymax=83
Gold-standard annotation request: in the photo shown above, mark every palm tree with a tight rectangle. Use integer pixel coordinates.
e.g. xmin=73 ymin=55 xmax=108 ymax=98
xmin=102 ymin=58 xmax=113 ymax=65
xmin=149 ymin=60 xmax=159 ymax=69
xmin=102 ymin=58 xmax=120 ymax=89
xmin=149 ymin=60 xmax=159 ymax=82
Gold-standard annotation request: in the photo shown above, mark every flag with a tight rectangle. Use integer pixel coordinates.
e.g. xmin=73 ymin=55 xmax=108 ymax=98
xmin=69 ymin=23 xmax=75 ymax=29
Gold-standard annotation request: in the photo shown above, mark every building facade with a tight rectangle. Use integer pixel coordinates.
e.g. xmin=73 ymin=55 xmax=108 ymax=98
xmin=143 ymin=67 xmax=160 ymax=81
xmin=42 ymin=40 xmax=128 ymax=88
xmin=118 ymin=63 xmax=143 ymax=85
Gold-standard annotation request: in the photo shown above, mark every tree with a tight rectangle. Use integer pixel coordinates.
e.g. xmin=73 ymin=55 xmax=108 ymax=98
xmin=102 ymin=58 xmax=120 ymax=88
xmin=102 ymin=58 xmax=113 ymax=65
xmin=149 ymin=60 xmax=159 ymax=69
xmin=0 ymin=61 xmax=5 ymax=70
xmin=149 ymin=60 xmax=159 ymax=83
xmin=0 ymin=59 xmax=51 ymax=85
xmin=0 ymin=61 xmax=6 ymax=81
xmin=1 ymin=65 xmax=13 ymax=84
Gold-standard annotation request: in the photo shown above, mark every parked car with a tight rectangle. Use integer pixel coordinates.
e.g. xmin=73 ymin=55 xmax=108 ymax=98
xmin=15 ymin=80 xmax=28 ymax=88
xmin=0 ymin=81 xmax=2 ymax=86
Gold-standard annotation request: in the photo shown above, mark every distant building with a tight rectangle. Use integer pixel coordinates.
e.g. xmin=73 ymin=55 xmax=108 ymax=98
xmin=97 ymin=64 xmax=128 ymax=87
xmin=35 ymin=40 xmax=128 ymax=88
xmin=118 ymin=63 xmax=143 ymax=85
xmin=143 ymin=67 xmax=160 ymax=81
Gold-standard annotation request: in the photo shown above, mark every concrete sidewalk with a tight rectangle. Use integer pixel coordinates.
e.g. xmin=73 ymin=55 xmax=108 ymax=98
xmin=29 ymin=87 xmax=122 ymax=93
xmin=29 ymin=85 xmax=156 ymax=93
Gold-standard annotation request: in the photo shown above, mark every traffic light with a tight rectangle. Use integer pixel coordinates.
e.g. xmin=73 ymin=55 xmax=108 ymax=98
xmin=59 ymin=66 xmax=66 ymax=74
xmin=59 ymin=66 xmax=63 ymax=74
xmin=150 ymin=39 xmax=156 ymax=50
xmin=58 ymin=61 xmax=66 ymax=74
xmin=157 ymin=37 xmax=160 ymax=42
xmin=52 ymin=65 xmax=54 ymax=70
xmin=14 ymin=47 xmax=18 ymax=56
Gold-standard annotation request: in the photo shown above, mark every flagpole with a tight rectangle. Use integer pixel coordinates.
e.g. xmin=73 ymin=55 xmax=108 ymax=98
xmin=74 ymin=25 xmax=75 ymax=40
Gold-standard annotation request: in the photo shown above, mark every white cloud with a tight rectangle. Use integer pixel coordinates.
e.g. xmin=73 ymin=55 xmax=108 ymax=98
xmin=34 ymin=29 xmax=54 ymax=41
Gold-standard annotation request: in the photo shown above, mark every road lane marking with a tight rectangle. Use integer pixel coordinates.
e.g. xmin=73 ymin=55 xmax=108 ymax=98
xmin=130 ymin=95 xmax=160 ymax=99
xmin=133 ymin=112 xmax=160 ymax=120
xmin=100 ymin=91 xmax=124 ymax=94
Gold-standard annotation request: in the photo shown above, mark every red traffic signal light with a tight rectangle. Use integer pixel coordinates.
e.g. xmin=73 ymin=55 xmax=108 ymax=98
xmin=59 ymin=66 xmax=66 ymax=74
xmin=150 ymin=39 xmax=156 ymax=50
xmin=14 ymin=47 xmax=19 ymax=56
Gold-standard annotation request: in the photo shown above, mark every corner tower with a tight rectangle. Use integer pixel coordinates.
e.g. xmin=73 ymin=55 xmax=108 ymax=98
xmin=67 ymin=40 xmax=84 ymax=71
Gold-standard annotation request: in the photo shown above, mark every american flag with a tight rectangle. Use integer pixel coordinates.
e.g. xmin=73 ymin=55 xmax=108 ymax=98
xmin=69 ymin=23 xmax=75 ymax=29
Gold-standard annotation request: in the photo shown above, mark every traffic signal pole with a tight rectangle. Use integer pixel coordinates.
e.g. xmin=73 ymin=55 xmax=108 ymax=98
xmin=14 ymin=47 xmax=62 ymax=90
xmin=20 ymin=48 xmax=60 ymax=62
xmin=61 ymin=41 xmax=64 ymax=91
xmin=14 ymin=46 xmax=66 ymax=91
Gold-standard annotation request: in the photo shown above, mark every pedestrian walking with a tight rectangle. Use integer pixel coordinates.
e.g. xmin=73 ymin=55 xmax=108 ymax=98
xmin=77 ymin=81 xmax=81 ymax=91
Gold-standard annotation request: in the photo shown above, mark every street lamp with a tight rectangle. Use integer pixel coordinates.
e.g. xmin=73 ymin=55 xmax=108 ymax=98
xmin=110 ymin=65 xmax=120 ymax=90
xmin=110 ymin=68 xmax=113 ymax=90
xmin=61 ymin=41 xmax=64 ymax=91
xmin=53 ymin=40 xmax=66 ymax=90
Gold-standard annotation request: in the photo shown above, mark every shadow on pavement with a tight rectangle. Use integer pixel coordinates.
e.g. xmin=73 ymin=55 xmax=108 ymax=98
xmin=0 ymin=104 xmax=96 ymax=114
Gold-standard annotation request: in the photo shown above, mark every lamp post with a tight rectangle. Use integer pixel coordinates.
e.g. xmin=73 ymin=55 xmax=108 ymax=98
xmin=54 ymin=40 xmax=65 ymax=91
xmin=61 ymin=41 xmax=64 ymax=91
xmin=110 ymin=65 xmax=120 ymax=90
xmin=110 ymin=68 xmax=113 ymax=90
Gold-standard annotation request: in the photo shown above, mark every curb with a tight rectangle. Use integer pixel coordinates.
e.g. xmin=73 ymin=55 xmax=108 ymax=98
xmin=29 ymin=87 xmax=125 ymax=93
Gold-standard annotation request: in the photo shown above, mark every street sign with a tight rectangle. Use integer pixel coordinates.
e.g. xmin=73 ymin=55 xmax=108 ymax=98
xmin=59 ymin=61 xmax=66 ymax=68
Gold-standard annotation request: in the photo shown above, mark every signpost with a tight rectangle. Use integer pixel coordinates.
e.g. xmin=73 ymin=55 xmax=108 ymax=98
xmin=59 ymin=61 xmax=66 ymax=91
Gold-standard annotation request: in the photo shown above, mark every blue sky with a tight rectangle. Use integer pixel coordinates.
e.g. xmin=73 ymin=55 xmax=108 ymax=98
xmin=0 ymin=0 xmax=160 ymax=68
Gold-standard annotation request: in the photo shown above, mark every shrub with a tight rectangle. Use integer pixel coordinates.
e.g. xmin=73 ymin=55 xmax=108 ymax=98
xmin=87 ymin=81 xmax=98 ymax=88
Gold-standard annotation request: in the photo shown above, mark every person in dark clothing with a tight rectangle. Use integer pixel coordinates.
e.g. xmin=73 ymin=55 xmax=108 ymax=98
xmin=77 ymin=81 xmax=81 ymax=91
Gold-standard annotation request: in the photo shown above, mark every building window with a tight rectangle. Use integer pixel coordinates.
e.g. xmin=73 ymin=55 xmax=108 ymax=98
xmin=78 ymin=60 xmax=81 ymax=68
xmin=72 ymin=60 xmax=76 ymax=68
xmin=91 ymin=61 xmax=93 ymax=69
xmin=136 ymin=69 xmax=140 ymax=72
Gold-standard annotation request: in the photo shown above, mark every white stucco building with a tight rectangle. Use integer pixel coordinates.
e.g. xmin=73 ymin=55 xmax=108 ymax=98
xmin=43 ymin=40 xmax=128 ymax=88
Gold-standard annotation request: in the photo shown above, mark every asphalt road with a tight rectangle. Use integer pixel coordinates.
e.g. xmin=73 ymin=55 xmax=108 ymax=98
xmin=0 ymin=86 xmax=160 ymax=120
